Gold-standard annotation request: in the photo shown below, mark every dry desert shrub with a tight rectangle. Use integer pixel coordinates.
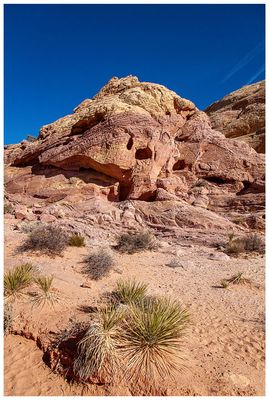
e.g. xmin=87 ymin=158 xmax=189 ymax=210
xmin=73 ymin=305 xmax=124 ymax=382
xmin=4 ymin=302 xmax=14 ymax=334
xmin=225 ymin=232 xmax=264 ymax=255
xmin=4 ymin=263 xmax=37 ymax=299
xmin=69 ymin=234 xmax=85 ymax=247
xmin=116 ymin=231 xmax=157 ymax=254
xmin=4 ymin=203 xmax=13 ymax=214
xmin=244 ymin=233 xmax=264 ymax=252
xmin=23 ymin=224 xmax=68 ymax=255
xmin=30 ymin=275 xmax=59 ymax=308
xmin=226 ymin=272 xmax=250 ymax=285
xmin=113 ymin=279 xmax=148 ymax=305
xmin=84 ymin=249 xmax=114 ymax=280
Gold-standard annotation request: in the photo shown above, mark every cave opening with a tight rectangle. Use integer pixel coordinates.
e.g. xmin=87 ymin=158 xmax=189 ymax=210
xmin=135 ymin=147 xmax=152 ymax=160
xmin=127 ymin=137 xmax=134 ymax=150
xmin=173 ymin=159 xmax=187 ymax=171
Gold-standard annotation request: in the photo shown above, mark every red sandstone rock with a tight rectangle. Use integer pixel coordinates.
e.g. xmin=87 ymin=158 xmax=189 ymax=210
xmin=205 ymin=80 xmax=265 ymax=153
xmin=4 ymin=76 xmax=265 ymax=235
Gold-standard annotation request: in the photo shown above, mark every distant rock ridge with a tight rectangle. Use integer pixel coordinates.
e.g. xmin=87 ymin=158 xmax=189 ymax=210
xmin=205 ymin=80 xmax=265 ymax=153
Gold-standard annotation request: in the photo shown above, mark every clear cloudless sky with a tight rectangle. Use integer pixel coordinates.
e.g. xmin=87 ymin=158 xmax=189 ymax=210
xmin=4 ymin=4 xmax=265 ymax=144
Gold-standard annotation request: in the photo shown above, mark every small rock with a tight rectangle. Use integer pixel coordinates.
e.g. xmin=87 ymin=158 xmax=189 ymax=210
xmin=80 ymin=283 xmax=92 ymax=289
xmin=40 ymin=214 xmax=57 ymax=223
xmin=208 ymin=252 xmax=230 ymax=261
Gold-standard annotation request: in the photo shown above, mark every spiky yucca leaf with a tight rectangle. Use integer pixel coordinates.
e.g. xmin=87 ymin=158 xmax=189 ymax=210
xmin=31 ymin=275 xmax=59 ymax=308
xmin=73 ymin=305 xmax=125 ymax=382
xmin=120 ymin=297 xmax=190 ymax=384
xmin=227 ymin=272 xmax=250 ymax=285
xmin=4 ymin=263 xmax=36 ymax=299
xmin=115 ymin=279 xmax=148 ymax=304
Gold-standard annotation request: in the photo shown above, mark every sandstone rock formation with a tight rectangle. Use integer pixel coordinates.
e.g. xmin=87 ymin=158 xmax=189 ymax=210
xmin=205 ymin=80 xmax=265 ymax=153
xmin=4 ymin=76 xmax=265 ymax=238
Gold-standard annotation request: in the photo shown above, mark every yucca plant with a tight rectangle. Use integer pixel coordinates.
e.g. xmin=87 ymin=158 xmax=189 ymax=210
xmin=4 ymin=263 xmax=36 ymax=299
xmin=73 ymin=305 xmax=125 ymax=382
xmin=31 ymin=275 xmax=59 ymax=308
xmin=220 ymin=279 xmax=229 ymax=289
xmin=69 ymin=234 xmax=85 ymax=247
xmin=114 ymin=279 xmax=148 ymax=304
xmin=120 ymin=297 xmax=190 ymax=385
xmin=226 ymin=272 xmax=250 ymax=285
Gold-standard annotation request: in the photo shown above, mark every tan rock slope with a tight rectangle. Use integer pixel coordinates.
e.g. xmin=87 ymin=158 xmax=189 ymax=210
xmin=205 ymin=80 xmax=265 ymax=153
xmin=4 ymin=76 xmax=265 ymax=238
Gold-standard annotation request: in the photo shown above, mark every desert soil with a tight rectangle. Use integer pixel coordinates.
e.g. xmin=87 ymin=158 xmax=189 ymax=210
xmin=4 ymin=218 xmax=265 ymax=396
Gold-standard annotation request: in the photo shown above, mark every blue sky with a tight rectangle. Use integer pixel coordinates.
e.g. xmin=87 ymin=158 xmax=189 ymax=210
xmin=4 ymin=4 xmax=265 ymax=144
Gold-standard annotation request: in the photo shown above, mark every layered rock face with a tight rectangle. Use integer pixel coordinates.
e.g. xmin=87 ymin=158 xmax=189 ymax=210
xmin=205 ymin=80 xmax=265 ymax=153
xmin=5 ymin=76 xmax=265 ymax=237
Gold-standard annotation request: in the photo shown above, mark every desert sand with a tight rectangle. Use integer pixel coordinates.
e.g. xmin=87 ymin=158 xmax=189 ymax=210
xmin=4 ymin=217 xmax=265 ymax=396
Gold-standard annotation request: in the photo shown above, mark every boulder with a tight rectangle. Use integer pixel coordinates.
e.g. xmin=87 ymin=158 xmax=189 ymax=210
xmin=205 ymin=80 xmax=265 ymax=153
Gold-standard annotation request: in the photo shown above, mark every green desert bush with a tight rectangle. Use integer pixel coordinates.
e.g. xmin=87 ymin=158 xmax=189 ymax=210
xmin=69 ymin=234 xmax=85 ymax=247
xmin=120 ymin=297 xmax=190 ymax=383
xmin=23 ymin=224 xmax=68 ymax=255
xmin=4 ymin=263 xmax=36 ymax=299
xmin=4 ymin=302 xmax=14 ymax=333
xmin=84 ymin=249 xmax=114 ymax=280
xmin=113 ymin=279 xmax=148 ymax=305
xmin=72 ymin=292 xmax=190 ymax=387
xmin=73 ymin=305 xmax=124 ymax=381
xmin=116 ymin=231 xmax=156 ymax=254
xmin=31 ymin=275 xmax=59 ymax=308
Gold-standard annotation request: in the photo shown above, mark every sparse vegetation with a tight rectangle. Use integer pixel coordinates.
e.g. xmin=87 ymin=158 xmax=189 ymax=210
xmin=4 ymin=302 xmax=14 ymax=333
xmin=225 ymin=232 xmax=264 ymax=255
xmin=220 ymin=279 xmax=229 ymax=289
xmin=4 ymin=203 xmax=13 ymax=214
xmin=4 ymin=263 xmax=36 ymax=299
xmin=244 ymin=233 xmax=263 ymax=252
xmin=116 ymin=231 xmax=157 ymax=254
xmin=226 ymin=272 xmax=250 ymax=285
xmin=69 ymin=234 xmax=85 ymax=247
xmin=62 ymin=280 xmax=190 ymax=389
xmin=113 ymin=279 xmax=148 ymax=304
xmin=23 ymin=225 xmax=68 ymax=255
xmin=120 ymin=297 xmax=190 ymax=384
xmin=73 ymin=305 xmax=124 ymax=381
xmin=31 ymin=275 xmax=59 ymax=308
xmin=84 ymin=249 xmax=114 ymax=280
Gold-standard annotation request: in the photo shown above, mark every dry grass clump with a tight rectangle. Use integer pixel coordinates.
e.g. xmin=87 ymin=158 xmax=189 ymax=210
xmin=23 ymin=225 xmax=68 ymax=255
xmin=84 ymin=249 xmax=114 ymax=280
xmin=4 ymin=302 xmax=14 ymax=334
xmin=69 ymin=234 xmax=85 ymax=247
xmin=220 ymin=272 xmax=250 ymax=288
xmin=4 ymin=263 xmax=37 ymax=299
xmin=4 ymin=203 xmax=13 ymax=214
xmin=113 ymin=279 xmax=148 ymax=304
xmin=30 ymin=275 xmax=59 ymax=308
xmin=69 ymin=279 xmax=190 ymax=390
xmin=116 ymin=231 xmax=157 ymax=254
xmin=73 ymin=305 xmax=124 ymax=382
xmin=244 ymin=233 xmax=264 ymax=252
xmin=225 ymin=232 xmax=264 ymax=255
